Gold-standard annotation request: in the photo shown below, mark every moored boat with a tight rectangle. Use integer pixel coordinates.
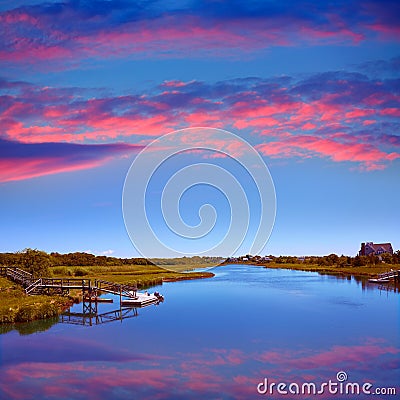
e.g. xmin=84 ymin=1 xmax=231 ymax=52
xmin=122 ymin=291 xmax=164 ymax=307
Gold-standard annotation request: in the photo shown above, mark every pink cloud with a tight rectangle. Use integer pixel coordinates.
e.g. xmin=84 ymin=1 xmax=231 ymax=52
xmin=298 ymin=25 xmax=365 ymax=44
xmin=257 ymin=135 xmax=400 ymax=170
xmin=0 ymin=3 xmax=391 ymax=115
xmin=1 ymin=2 xmax=399 ymax=68
xmin=183 ymin=112 xmax=225 ymax=127
xmin=380 ymin=107 xmax=400 ymax=117
xmin=161 ymin=80 xmax=194 ymax=88
xmin=345 ymin=108 xmax=375 ymax=119
xmin=1 ymin=71 xmax=399 ymax=178
xmin=302 ymin=122 xmax=317 ymax=130
xmin=368 ymin=23 xmax=400 ymax=39
xmin=363 ymin=119 xmax=376 ymax=125
xmin=0 ymin=140 xmax=141 ymax=182
xmin=0 ymin=158 xmax=107 ymax=183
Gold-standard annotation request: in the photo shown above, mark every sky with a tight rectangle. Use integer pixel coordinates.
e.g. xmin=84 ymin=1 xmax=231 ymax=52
xmin=0 ymin=0 xmax=399 ymax=257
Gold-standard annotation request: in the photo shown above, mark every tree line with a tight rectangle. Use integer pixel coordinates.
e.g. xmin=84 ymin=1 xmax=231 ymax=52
xmin=268 ymin=252 xmax=400 ymax=266
xmin=0 ymin=249 xmax=224 ymax=277
xmin=1 ymin=249 xmax=399 ymax=278
xmin=0 ymin=249 xmax=154 ymax=277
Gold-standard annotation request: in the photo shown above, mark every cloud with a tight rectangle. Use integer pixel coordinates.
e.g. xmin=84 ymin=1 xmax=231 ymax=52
xmin=357 ymin=56 xmax=400 ymax=77
xmin=0 ymin=1 xmax=399 ymax=67
xmin=84 ymin=249 xmax=115 ymax=256
xmin=1 ymin=63 xmax=399 ymax=177
xmin=0 ymin=139 xmax=142 ymax=182
xmin=256 ymin=135 xmax=400 ymax=171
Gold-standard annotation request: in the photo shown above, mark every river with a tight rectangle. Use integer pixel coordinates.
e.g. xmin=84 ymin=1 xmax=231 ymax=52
xmin=0 ymin=264 xmax=399 ymax=399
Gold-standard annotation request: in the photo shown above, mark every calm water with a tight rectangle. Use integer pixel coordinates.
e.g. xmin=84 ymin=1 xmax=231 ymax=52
xmin=0 ymin=265 xmax=399 ymax=399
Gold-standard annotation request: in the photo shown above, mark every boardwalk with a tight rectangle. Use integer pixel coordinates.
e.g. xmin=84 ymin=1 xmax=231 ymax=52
xmin=0 ymin=266 xmax=138 ymax=299
xmin=368 ymin=269 xmax=400 ymax=283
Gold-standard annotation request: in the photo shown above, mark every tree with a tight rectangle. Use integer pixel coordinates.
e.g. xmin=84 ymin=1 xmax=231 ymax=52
xmin=380 ymin=253 xmax=393 ymax=264
xmin=18 ymin=248 xmax=52 ymax=277
xmin=326 ymin=253 xmax=339 ymax=266
xmin=353 ymin=255 xmax=368 ymax=267
xmin=337 ymin=255 xmax=347 ymax=267
xmin=393 ymin=250 xmax=400 ymax=264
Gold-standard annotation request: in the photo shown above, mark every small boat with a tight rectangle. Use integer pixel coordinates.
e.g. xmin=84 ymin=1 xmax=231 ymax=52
xmin=154 ymin=291 xmax=164 ymax=301
xmin=122 ymin=291 xmax=164 ymax=307
xmin=84 ymin=297 xmax=114 ymax=303
xmin=368 ymin=278 xmax=390 ymax=283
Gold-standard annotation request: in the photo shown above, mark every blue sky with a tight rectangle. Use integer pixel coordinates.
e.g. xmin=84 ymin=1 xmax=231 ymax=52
xmin=0 ymin=0 xmax=399 ymax=257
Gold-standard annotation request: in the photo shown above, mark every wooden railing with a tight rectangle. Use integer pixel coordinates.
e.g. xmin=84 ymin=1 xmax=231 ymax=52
xmin=39 ymin=277 xmax=89 ymax=289
xmin=2 ymin=266 xmax=139 ymax=298
xmin=25 ymin=278 xmax=42 ymax=294
xmin=377 ymin=270 xmax=400 ymax=279
xmin=1 ymin=266 xmax=33 ymax=287
xmin=94 ymin=279 xmax=137 ymax=298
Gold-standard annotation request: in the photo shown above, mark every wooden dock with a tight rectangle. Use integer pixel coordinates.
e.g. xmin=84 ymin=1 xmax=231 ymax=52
xmin=368 ymin=269 xmax=400 ymax=284
xmin=0 ymin=266 xmax=163 ymax=306
xmin=121 ymin=293 xmax=160 ymax=307
xmin=0 ymin=266 xmax=137 ymax=297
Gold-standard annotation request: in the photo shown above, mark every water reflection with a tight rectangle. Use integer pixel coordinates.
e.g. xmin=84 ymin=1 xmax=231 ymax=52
xmin=0 ymin=317 xmax=58 ymax=336
xmin=0 ymin=265 xmax=398 ymax=400
xmin=0 ymin=338 xmax=398 ymax=399
xmin=59 ymin=294 xmax=162 ymax=327
xmin=60 ymin=306 xmax=138 ymax=326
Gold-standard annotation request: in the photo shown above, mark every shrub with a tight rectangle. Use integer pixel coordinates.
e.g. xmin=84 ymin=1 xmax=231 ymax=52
xmin=52 ymin=266 xmax=72 ymax=276
xmin=74 ymin=267 xmax=89 ymax=277
xmin=18 ymin=248 xmax=52 ymax=277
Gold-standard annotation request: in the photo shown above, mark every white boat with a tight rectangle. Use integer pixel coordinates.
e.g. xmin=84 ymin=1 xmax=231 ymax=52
xmin=122 ymin=291 xmax=164 ymax=307
xmin=368 ymin=278 xmax=390 ymax=283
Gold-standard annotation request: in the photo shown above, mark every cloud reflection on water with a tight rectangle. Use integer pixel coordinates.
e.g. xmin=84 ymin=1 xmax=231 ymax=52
xmin=0 ymin=338 xmax=398 ymax=400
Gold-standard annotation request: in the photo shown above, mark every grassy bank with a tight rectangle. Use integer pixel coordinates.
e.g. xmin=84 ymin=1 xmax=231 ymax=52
xmin=238 ymin=262 xmax=400 ymax=278
xmin=0 ymin=277 xmax=74 ymax=324
xmin=0 ymin=264 xmax=214 ymax=325
xmin=50 ymin=263 xmax=215 ymax=288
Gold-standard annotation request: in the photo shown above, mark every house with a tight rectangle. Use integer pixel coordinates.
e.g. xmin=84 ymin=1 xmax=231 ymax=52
xmin=359 ymin=242 xmax=393 ymax=256
xmin=261 ymin=256 xmax=273 ymax=262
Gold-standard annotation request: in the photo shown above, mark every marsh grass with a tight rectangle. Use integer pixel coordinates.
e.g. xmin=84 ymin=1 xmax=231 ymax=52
xmin=0 ymin=263 xmax=215 ymax=325
xmin=259 ymin=262 xmax=400 ymax=277
xmin=0 ymin=277 xmax=73 ymax=324
xmin=0 ymin=316 xmax=59 ymax=335
xmin=49 ymin=264 xmax=215 ymax=287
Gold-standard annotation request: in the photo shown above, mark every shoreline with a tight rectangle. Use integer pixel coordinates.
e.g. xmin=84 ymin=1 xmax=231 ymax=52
xmin=223 ymin=261 xmax=400 ymax=280
xmin=264 ymin=262 xmax=398 ymax=278
xmin=0 ymin=277 xmax=76 ymax=325
xmin=0 ymin=269 xmax=214 ymax=327
xmin=3 ymin=261 xmax=398 ymax=327
xmin=162 ymin=272 xmax=214 ymax=282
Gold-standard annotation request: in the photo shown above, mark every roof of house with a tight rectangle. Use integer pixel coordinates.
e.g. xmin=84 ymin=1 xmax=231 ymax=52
xmin=366 ymin=242 xmax=392 ymax=251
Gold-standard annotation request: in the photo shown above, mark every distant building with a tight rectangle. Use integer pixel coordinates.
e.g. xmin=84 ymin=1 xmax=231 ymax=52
xmin=359 ymin=242 xmax=393 ymax=256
